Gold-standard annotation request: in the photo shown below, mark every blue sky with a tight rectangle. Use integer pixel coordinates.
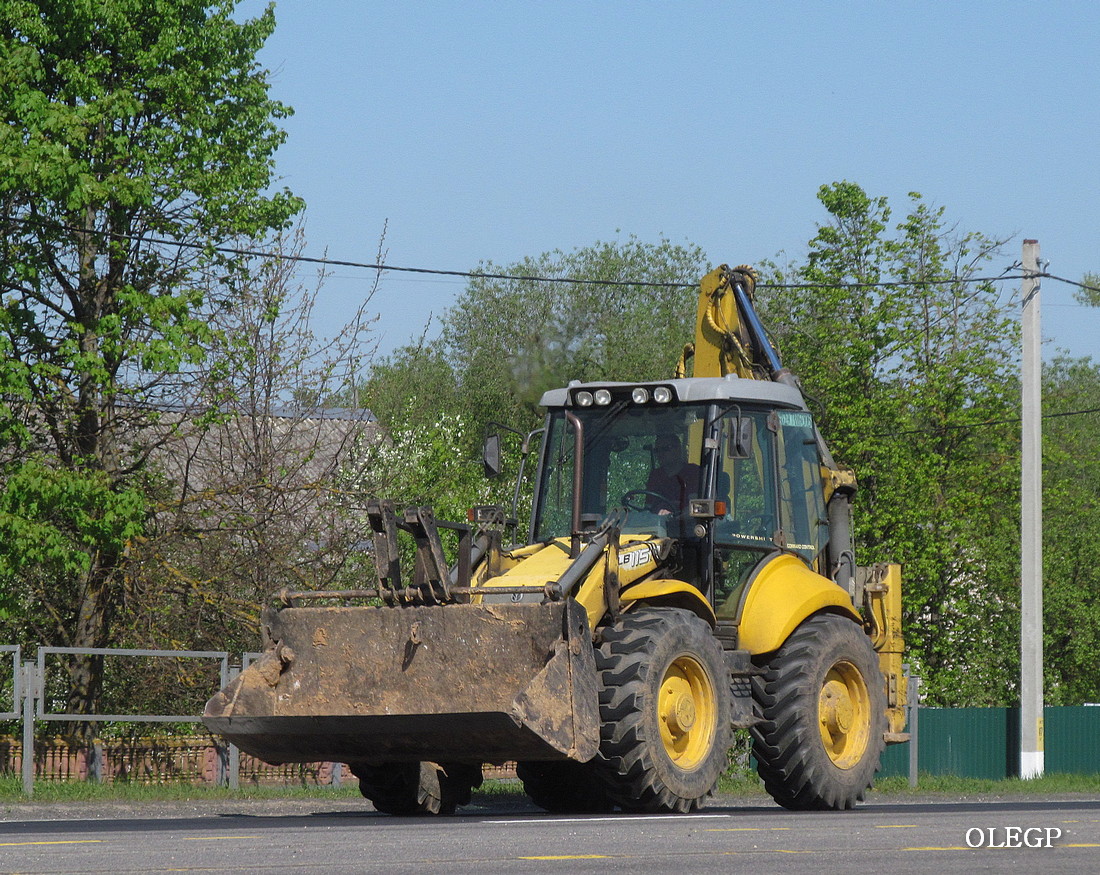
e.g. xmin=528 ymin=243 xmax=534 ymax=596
xmin=238 ymin=1 xmax=1099 ymax=363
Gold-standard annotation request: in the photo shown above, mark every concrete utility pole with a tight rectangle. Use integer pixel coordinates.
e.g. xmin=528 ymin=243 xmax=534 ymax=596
xmin=1020 ymin=238 xmax=1044 ymax=779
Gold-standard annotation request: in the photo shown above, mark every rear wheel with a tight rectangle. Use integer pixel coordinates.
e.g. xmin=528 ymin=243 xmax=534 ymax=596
xmin=594 ymin=607 xmax=731 ymax=812
xmin=751 ymin=613 xmax=886 ymax=810
xmin=351 ymin=762 xmax=481 ymax=815
xmin=516 ymin=760 xmax=614 ymax=813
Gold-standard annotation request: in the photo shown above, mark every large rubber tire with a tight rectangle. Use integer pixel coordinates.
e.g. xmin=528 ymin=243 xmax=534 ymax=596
xmin=516 ymin=760 xmax=614 ymax=813
xmin=751 ymin=613 xmax=886 ymax=811
xmin=594 ymin=607 xmax=731 ymax=813
xmin=350 ymin=762 xmax=481 ymax=816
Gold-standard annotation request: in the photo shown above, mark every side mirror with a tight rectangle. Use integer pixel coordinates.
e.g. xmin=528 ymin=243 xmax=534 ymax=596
xmin=729 ymin=416 xmax=753 ymax=459
xmin=483 ymin=432 xmax=502 ymax=478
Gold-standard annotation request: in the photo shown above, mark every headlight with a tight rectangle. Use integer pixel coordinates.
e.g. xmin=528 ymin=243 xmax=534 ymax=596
xmin=631 ymin=387 xmax=650 ymax=404
xmin=653 ymin=386 xmax=672 ymax=404
xmin=575 ymin=391 xmax=594 ymax=407
xmin=594 ymin=389 xmax=612 ymax=406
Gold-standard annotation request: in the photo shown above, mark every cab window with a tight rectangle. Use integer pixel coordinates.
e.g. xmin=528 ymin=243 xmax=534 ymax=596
xmin=775 ymin=410 xmax=828 ymax=562
xmin=713 ymin=410 xmax=777 ymax=611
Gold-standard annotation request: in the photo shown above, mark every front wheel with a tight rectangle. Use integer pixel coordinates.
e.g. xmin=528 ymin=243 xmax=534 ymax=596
xmin=751 ymin=613 xmax=886 ymax=810
xmin=351 ymin=762 xmax=481 ymax=815
xmin=594 ymin=607 xmax=731 ymax=812
xmin=516 ymin=760 xmax=614 ymax=813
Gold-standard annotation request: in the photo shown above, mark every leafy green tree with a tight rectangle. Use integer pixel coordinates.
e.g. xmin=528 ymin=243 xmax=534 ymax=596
xmin=1075 ymin=273 xmax=1100 ymax=307
xmin=758 ymin=182 xmax=1020 ymax=705
xmin=0 ymin=0 xmax=300 ymax=727
xmin=347 ymin=407 xmax=494 ymax=525
xmin=350 ymin=236 xmax=709 ymax=533
xmin=357 ymin=336 xmax=464 ymax=434
xmin=117 ymin=225 xmax=377 ymax=663
xmin=1043 ymin=359 xmax=1100 ymax=705
xmin=1038 ymin=275 xmax=1100 ymax=704
xmin=440 ymin=236 xmax=709 ymax=444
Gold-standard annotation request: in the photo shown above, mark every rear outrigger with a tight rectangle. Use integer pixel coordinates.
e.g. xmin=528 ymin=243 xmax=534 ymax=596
xmin=204 ymin=264 xmax=907 ymax=814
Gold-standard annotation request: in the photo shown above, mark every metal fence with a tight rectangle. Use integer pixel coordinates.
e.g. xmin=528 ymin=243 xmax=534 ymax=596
xmin=0 ymin=644 xmax=520 ymax=798
xmin=5 ymin=645 xmax=242 ymax=796
xmin=880 ymin=702 xmax=1100 ymax=780
xmin=1 ymin=645 xmax=19 ymax=721
xmin=5 ymin=645 xmax=1098 ymax=796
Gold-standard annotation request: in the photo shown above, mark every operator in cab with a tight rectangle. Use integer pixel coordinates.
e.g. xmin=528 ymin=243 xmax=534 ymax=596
xmin=645 ymin=434 xmax=700 ymax=516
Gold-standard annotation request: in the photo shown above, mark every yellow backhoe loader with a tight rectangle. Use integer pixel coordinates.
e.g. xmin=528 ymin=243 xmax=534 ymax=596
xmin=204 ymin=264 xmax=907 ymax=815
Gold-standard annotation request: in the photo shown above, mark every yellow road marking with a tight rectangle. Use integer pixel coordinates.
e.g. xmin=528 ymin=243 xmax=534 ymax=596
xmin=705 ymin=826 xmax=791 ymax=832
xmin=906 ymin=844 xmax=1100 ymax=851
xmin=705 ymin=827 xmax=762 ymax=832
xmin=905 ymin=846 xmax=970 ymax=851
xmin=0 ymin=840 xmax=105 ymax=847
xmin=520 ymin=855 xmax=610 ymax=860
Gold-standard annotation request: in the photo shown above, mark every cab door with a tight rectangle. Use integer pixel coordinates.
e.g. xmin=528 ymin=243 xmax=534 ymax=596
xmin=712 ymin=409 xmax=780 ymax=615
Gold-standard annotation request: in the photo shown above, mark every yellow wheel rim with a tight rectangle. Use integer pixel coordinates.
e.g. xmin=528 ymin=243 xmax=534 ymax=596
xmin=658 ymin=654 xmax=717 ymax=769
xmin=818 ymin=660 xmax=872 ymax=769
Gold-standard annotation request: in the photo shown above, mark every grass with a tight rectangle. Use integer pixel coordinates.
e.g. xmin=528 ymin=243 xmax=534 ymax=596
xmin=0 ymin=774 xmax=361 ymax=804
xmin=718 ymin=769 xmax=1100 ymax=799
xmin=0 ymin=776 xmax=533 ymax=806
xmin=868 ymin=772 xmax=1100 ymax=796
xmin=2 ymin=771 xmax=1097 ymax=806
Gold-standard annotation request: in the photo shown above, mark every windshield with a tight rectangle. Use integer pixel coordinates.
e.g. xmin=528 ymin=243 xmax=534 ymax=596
xmin=533 ymin=403 xmax=710 ymax=540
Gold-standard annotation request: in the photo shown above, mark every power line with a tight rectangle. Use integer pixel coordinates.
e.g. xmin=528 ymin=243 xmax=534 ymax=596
xmin=8 ymin=218 xmax=1100 ymax=433
xmin=8 ymin=219 xmax=697 ymax=290
xmin=872 ymin=405 xmax=1100 ymax=438
xmin=1042 ymin=272 xmax=1100 ymax=296
xmin=1041 ymin=405 xmax=1100 ymax=420
xmin=5 ymin=216 xmax=1050 ymax=292
xmin=761 ymin=273 xmax=1027 ymax=290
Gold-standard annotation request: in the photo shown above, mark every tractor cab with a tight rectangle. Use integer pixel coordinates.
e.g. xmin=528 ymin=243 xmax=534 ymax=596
xmin=533 ymin=376 xmax=832 ymax=612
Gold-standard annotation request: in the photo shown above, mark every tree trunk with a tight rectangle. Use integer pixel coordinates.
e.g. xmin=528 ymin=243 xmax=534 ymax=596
xmin=63 ymin=561 xmax=117 ymax=746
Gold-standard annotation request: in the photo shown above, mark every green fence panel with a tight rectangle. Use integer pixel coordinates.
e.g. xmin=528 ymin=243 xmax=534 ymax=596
xmin=878 ymin=737 xmax=908 ymax=778
xmin=919 ymin=707 xmax=1015 ymax=779
xmin=876 ymin=705 xmax=1100 ymax=780
xmin=1046 ymin=706 xmax=1100 ymax=775
xmin=875 ymin=707 xmax=1014 ymax=780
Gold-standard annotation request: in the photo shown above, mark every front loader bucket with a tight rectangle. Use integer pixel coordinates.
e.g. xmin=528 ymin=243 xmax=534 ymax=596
xmin=203 ymin=599 xmax=600 ymax=766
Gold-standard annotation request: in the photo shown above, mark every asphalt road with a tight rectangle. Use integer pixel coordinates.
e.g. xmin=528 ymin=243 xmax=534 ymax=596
xmin=1 ymin=794 xmax=1098 ymax=874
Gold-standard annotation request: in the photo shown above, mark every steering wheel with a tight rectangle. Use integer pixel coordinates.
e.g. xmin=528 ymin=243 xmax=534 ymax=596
xmin=621 ymin=489 xmax=675 ymax=513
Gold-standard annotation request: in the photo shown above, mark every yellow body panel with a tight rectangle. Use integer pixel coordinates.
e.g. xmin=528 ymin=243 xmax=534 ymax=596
xmin=737 ymin=553 xmax=861 ymax=655
xmin=474 ymin=540 xmax=546 ymax=581
xmin=620 ymin=579 xmax=715 ymax=626
xmin=475 ymin=537 xmax=671 ymax=631
xmin=863 ymin=563 xmax=908 ymax=737
xmin=477 ymin=539 xmax=572 ymax=589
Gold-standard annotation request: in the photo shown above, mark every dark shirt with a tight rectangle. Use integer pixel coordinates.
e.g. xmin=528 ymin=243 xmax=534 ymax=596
xmin=644 ymin=463 xmax=700 ymax=513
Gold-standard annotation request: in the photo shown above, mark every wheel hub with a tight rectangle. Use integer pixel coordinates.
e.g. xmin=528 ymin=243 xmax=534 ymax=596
xmin=658 ymin=654 xmax=716 ymax=769
xmin=820 ymin=679 xmax=854 ymax=734
xmin=667 ymin=692 xmax=697 ymax=732
xmin=817 ymin=661 xmax=871 ymax=769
